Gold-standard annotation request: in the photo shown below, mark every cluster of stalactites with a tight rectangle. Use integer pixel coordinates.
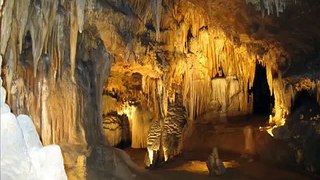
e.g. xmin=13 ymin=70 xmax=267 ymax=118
xmin=142 ymin=76 xmax=166 ymax=119
xmin=0 ymin=0 xmax=90 ymax=82
xmin=269 ymin=79 xmax=292 ymax=126
xmin=266 ymin=69 xmax=320 ymax=127
xmin=135 ymin=1 xmax=295 ymax=127
xmin=0 ymin=0 xmax=113 ymax=146
xmin=246 ymin=0 xmax=297 ymax=17
xmin=184 ymin=28 xmax=258 ymax=120
xmin=164 ymin=19 xmax=301 ymax=127
xmin=264 ymin=59 xmax=320 ymax=128
xmin=140 ymin=27 xmax=260 ymax=121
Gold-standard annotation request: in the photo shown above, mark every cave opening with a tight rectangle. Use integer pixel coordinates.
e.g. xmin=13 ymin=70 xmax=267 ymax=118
xmin=252 ymin=64 xmax=274 ymax=116
xmin=291 ymin=90 xmax=311 ymax=112
xmin=101 ymin=71 xmax=154 ymax=150
xmin=291 ymin=90 xmax=319 ymax=114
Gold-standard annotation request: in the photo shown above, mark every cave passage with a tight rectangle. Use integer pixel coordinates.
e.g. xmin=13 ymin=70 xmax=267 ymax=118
xmin=252 ymin=64 xmax=274 ymax=115
xmin=291 ymin=90 xmax=314 ymax=112
xmin=291 ymin=90 xmax=320 ymax=117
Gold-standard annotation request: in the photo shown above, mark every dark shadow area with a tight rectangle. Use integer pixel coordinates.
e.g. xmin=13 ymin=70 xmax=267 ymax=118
xmin=252 ymin=64 xmax=274 ymax=115
xmin=291 ymin=90 xmax=318 ymax=113
xmin=115 ymin=140 xmax=132 ymax=149
xmin=284 ymin=90 xmax=320 ymax=175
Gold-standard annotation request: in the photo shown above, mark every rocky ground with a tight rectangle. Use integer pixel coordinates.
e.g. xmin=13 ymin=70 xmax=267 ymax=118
xmin=124 ymin=114 xmax=320 ymax=180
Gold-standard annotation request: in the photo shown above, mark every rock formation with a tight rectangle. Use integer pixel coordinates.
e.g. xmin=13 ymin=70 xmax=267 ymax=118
xmin=0 ymin=64 xmax=67 ymax=180
xmin=1 ymin=0 xmax=320 ymax=177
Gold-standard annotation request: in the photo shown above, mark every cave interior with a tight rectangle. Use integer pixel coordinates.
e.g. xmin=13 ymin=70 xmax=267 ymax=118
xmin=1 ymin=0 xmax=320 ymax=179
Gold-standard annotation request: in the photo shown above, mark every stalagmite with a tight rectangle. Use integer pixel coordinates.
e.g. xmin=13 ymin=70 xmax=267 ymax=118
xmin=206 ymin=147 xmax=226 ymax=176
xmin=147 ymin=119 xmax=161 ymax=166
xmin=243 ymin=126 xmax=255 ymax=158
xmin=40 ymin=78 xmax=50 ymax=145
xmin=162 ymin=101 xmax=187 ymax=161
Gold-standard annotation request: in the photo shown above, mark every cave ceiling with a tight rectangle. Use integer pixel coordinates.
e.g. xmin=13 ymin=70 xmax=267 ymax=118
xmin=92 ymin=0 xmax=320 ymax=89
xmin=1 ymin=0 xmax=320 ymax=127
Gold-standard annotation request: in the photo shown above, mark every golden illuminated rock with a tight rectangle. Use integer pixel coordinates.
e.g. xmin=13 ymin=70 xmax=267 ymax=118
xmin=1 ymin=0 xmax=320 ymax=178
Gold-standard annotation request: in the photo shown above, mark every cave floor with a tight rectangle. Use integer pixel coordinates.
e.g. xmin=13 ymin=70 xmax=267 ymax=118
xmin=127 ymin=148 xmax=314 ymax=180
xmin=125 ymin=115 xmax=316 ymax=180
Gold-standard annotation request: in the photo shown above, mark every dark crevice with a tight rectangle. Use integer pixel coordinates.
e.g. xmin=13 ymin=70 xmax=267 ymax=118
xmin=252 ymin=64 xmax=274 ymax=115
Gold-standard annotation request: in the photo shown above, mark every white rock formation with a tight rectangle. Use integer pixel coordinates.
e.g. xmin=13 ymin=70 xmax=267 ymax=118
xmin=246 ymin=0 xmax=292 ymax=17
xmin=1 ymin=78 xmax=67 ymax=180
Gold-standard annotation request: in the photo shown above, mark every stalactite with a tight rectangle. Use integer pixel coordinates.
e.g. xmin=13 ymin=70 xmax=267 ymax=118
xmin=0 ymin=0 xmax=4 ymax=11
xmin=142 ymin=76 xmax=163 ymax=119
xmin=151 ymin=0 xmax=162 ymax=41
xmin=42 ymin=0 xmax=58 ymax=55
xmin=70 ymin=0 xmax=79 ymax=82
xmin=27 ymin=5 xmax=42 ymax=66
xmin=182 ymin=55 xmax=212 ymax=120
xmin=266 ymin=63 xmax=274 ymax=95
xmin=51 ymin=7 xmax=66 ymax=80
xmin=246 ymin=0 xmax=295 ymax=17
xmin=14 ymin=0 xmax=31 ymax=54
xmin=1 ymin=0 xmax=60 ymax=77
xmin=28 ymin=0 xmax=58 ymax=77
xmin=211 ymin=77 xmax=243 ymax=117
xmin=76 ymin=0 xmax=85 ymax=33
xmin=176 ymin=26 xmax=260 ymax=120
xmin=131 ymin=106 xmax=152 ymax=148
xmin=0 ymin=0 xmax=14 ymax=55
xmin=270 ymin=79 xmax=290 ymax=126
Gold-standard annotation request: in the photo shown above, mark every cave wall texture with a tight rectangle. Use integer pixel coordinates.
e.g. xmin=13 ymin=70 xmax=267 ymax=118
xmin=1 ymin=0 xmax=320 ymax=170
